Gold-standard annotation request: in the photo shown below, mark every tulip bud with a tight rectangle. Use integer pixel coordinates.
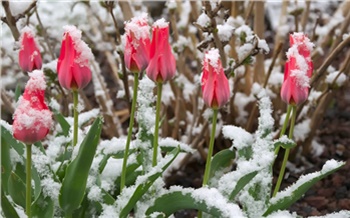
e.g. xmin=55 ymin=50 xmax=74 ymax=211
xmin=146 ymin=18 xmax=176 ymax=83
xmin=13 ymin=70 xmax=52 ymax=144
xmin=18 ymin=26 xmax=42 ymax=72
xmin=281 ymin=33 xmax=314 ymax=105
xmin=201 ymin=49 xmax=230 ymax=109
xmin=124 ymin=13 xmax=151 ymax=72
xmin=57 ymin=25 xmax=93 ymax=90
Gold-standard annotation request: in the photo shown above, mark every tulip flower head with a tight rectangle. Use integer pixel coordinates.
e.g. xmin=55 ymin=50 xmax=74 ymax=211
xmin=201 ymin=49 xmax=230 ymax=109
xmin=146 ymin=18 xmax=176 ymax=83
xmin=57 ymin=25 xmax=93 ymax=90
xmin=13 ymin=70 xmax=52 ymax=144
xmin=281 ymin=33 xmax=314 ymax=105
xmin=18 ymin=26 xmax=42 ymax=72
xmin=124 ymin=13 xmax=151 ymax=72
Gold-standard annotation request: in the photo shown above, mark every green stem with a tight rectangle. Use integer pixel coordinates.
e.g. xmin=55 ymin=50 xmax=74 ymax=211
xmin=72 ymin=89 xmax=79 ymax=147
xmin=273 ymin=105 xmax=297 ymax=197
xmin=152 ymin=82 xmax=163 ymax=167
xmin=202 ymin=109 xmax=218 ymax=186
xmin=274 ymin=105 xmax=293 ymax=155
xmin=120 ymin=74 xmax=139 ymax=192
xmin=26 ymin=144 xmax=32 ymax=218
xmin=198 ymin=109 xmax=218 ymax=218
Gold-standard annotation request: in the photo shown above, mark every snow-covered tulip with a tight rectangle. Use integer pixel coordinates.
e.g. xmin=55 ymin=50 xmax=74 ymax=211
xmin=18 ymin=26 xmax=42 ymax=72
xmin=281 ymin=33 xmax=314 ymax=105
xmin=146 ymin=18 xmax=176 ymax=83
xmin=13 ymin=70 xmax=52 ymax=144
xmin=201 ymin=49 xmax=230 ymax=109
xmin=57 ymin=25 xmax=93 ymax=90
xmin=124 ymin=13 xmax=151 ymax=72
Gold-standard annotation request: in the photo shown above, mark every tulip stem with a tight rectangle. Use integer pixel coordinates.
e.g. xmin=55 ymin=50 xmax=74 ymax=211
xmin=72 ymin=90 xmax=79 ymax=147
xmin=202 ymin=109 xmax=218 ymax=186
xmin=274 ymin=105 xmax=293 ymax=155
xmin=152 ymin=82 xmax=163 ymax=167
xmin=120 ymin=74 xmax=139 ymax=192
xmin=198 ymin=109 xmax=218 ymax=218
xmin=273 ymin=105 xmax=297 ymax=197
xmin=26 ymin=144 xmax=32 ymax=218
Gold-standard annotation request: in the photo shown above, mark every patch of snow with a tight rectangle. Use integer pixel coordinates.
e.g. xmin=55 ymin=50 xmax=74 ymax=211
xmin=293 ymin=118 xmax=310 ymax=141
xmin=197 ymin=12 xmax=210 ymax=28
xmin=325 ymin=71 xmax=346 ymax=86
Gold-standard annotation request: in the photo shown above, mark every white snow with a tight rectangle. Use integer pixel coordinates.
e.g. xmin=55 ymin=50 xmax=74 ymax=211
xmin=197 ymin=12 xmax=210 ymax=28
xmin=124 ymin=12 xmax=150 ymax=49
xmin=204 ymin=48 xmax=221 ymax=70
xmin=325 ymin=71 xmax=346 ymax=86
xmin=238 ymin=43 xmax=254 ymax=62
xmin=9 ymin=1 xmax=35 ymax=16
xmin=26 ymin=70 xmax=47 ymax=92
xmin=271 ymin=160 xmax=344 ymax=205
xmin=153 ymin=18 xmax=169 ymax=28
xmin=217 ymin=23 xmax=234 ymax=42
xmin=159 ymin=137 xmax=194 ymax=153
xmin=222 ymin=125 xmax=253 ymax=150
xmin=293 ymin=118 xmax=311 ymax=141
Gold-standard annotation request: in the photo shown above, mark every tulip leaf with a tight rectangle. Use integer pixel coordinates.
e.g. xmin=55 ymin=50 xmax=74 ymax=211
xmin=147 ymin=191 xmax=221 ymax=217
xmin=263 ymin=160 xmax=345 ymax=216
xmin=210 ymin=149 xmax=235 ymax=179
xmin=59 ymin=117 xmax=102 ymax=216
xmin=8 ymin=172 xmax=26 ymax=208
xmin=14 ymin=84 xmax=22 ymax=102
xmin=1 ymin=190 xmax=20 ymax=218
xmin=1 ymin=124 xmax=25 ymax=156
xmin=31 ymin=192 xmax=54 ymax=218
xmin=32 ymin=167 xmax=42 ymax=202
xmin=119 ymin=147 xmax=180 ymax=218
xmin=1 ymin=137 xmax=12 ymax=194
xmin=113 ymin=162 xmax=142 ymax=196
xmin=146 ymin=188 xmax=242 ymax=217
xmin=229 ymin=171 xmax=258 ymax=200
xmin=34 ymin=141 xmax=46 ymax=154
xmin=54 ymin=111 xmax=70 ymax=136
xmin=274 ymin=137 xmax=296 ymax=150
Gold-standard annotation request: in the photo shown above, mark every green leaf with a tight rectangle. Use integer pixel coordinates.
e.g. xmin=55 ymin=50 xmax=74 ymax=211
xmin=54 ymin=111 xmax=70 ymax=137
xmin=146 ymin=188 xmax=241 ymax=217
xmin=229 ymin=171 xmax=258 ymax=200
xmin=238 ymin=146 xmax=253 ymax=160
xmin=263 ymin=160 xmax=345 ymax=216
xmin=14 ymin=83 xmax=22 ymax=102
xmin=210 ymin=149 xmax=235 ymax=179
xmin=8 ymin=172 xmax=26 ymax=208
xmin=1 ymin=137 xmax=12 ymax=194
xmin=32 ymin=167 xmax=42 ymax=202
xmin=274 ymin=137 xmax=296 ymax=150
xmin=113 ymin=162 xmax=142 ymax=196
xmin=147 ymin=191 xmax=222 ymax=217
xmin=119 ymin=147 xmax=180 ymax=218
xmin=34 ymin=141 xmax=46 ymax=154
xmin=31 ymin=192 xmax=54 ymax=218
xmin=59 ymin=117 xmax=102 ymax=216
xmin=1 ymin=190 xmax=20 ymax=218
xmin=1 ymin=124 xmax=25 ymax=156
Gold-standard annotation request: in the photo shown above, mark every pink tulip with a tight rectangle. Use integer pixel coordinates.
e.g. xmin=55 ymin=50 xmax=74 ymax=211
xmin=13 ymin=70 xmax=52 ymax=144
xmin=146 ymin=18 xmax=176 ymax=83
xmin=18 ymin=26 xmax=42 ymax=72
xmin=281 ymin=33 xmax=314 ymax=105
xmin=57 ymin=25 xmax=93 ymax=90
xmin=124 ymin=13 xmax=151 ymax=72
xmin=201 ymin=49 xmax=230 ymax=108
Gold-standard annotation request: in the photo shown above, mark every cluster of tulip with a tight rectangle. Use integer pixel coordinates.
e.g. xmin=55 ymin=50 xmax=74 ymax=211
xmin=6 ymin=8 xmax=345 ymax=217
